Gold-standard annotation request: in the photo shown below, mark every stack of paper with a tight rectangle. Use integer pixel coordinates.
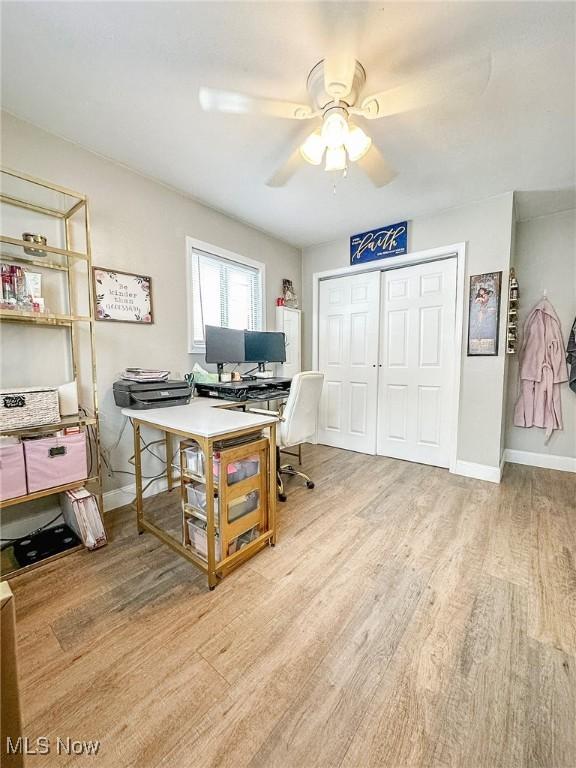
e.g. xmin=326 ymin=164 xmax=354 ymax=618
xmin=60 ymin=489 xmax=107 ymax=550
xmin=121 ymin=368 xmax=170 ymax=382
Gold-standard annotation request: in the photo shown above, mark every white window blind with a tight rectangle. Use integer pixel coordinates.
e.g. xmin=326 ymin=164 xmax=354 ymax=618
xmin=190 ymin=247 xmax=264 ymax=349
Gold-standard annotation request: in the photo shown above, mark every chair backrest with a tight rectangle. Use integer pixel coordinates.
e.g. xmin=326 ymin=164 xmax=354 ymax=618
xmin=279 ymin=371 xmax=324 ymax=449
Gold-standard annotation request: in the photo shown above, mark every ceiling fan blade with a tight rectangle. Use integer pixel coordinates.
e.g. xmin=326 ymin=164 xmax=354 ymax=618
xmin=357 ymin=145 xmax=397 ymax=187
xmin=199 ymin=87 xmax=313 ymax=120
xmin=323 ymin=53 xmax=357 ymax=100
xmin=266 ymin=147 xmax=307 ymax=188
xmin=358 ymin=54 xmax=492 ymax=119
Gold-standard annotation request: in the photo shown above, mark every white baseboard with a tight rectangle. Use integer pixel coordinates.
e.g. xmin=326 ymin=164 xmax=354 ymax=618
xmin=103 ymin=476 xmax=172 ymax=512
xmin=452 ymin=460 xmax=502 ymax=484
xmin=503 ymin=449 xmax=576 ymax=473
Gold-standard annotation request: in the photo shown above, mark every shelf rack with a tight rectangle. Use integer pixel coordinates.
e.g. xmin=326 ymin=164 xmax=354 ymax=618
xmin=506 ymin=267 xmax=520 ymax=354
xmin=0 ymin=309 xmax=92 ymax=326
xmin=180 ymin=436 xmax=270 ymax=580
xmin=0 ymin=167 xmax=104 ymax=580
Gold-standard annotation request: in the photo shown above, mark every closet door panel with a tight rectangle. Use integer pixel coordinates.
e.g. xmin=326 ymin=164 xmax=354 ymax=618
xmin=385 ymin=384 xmax=409 ymax=441
xmin=317 ymin=272 xmax=380 ymax=453
xmin=377 ymin=259 xmax=457 ymax=468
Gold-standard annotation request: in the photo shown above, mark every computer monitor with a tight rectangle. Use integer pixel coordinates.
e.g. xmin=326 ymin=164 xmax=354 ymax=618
xmin=244 ymin=331 xmax=286 ymax=363
xmin=204 ymin=325 xmax=245 ymax=364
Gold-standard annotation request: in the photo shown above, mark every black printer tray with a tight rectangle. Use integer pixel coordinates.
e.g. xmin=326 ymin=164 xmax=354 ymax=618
xmin=128 ymin=390 xmax=191 ymax=409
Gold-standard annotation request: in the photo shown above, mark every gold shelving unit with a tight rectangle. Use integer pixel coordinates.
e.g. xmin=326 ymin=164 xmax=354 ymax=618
xmin=0 ymin=167 xmax=104 ymax=580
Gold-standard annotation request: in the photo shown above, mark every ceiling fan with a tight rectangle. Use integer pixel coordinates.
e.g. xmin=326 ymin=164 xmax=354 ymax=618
xmin=199 ymin=52 xmax=491 ymax=188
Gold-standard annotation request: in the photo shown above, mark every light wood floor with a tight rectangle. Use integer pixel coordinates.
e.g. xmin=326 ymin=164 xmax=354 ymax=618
xmin=8 ymin=446 xmax=576 ymax=768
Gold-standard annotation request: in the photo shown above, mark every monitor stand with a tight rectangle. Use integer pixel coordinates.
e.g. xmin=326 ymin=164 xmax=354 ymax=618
xmin=216 ymin=364 xmax=232 ymax=383
xmin=253 ymin=362 xmax=274 ymax=379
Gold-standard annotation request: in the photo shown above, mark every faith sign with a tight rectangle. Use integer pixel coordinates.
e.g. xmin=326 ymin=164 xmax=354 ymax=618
xmin=350 ymin=222 xmax=408 ymax=265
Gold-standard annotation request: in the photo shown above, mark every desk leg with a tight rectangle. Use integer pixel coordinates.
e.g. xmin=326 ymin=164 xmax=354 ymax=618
xmin=134 ymin=422 xmax=144 ymax=534
xmin=269 ymin=422 xmax=277 ymax=546
xmin=165 ymin=432 xmax=174 ymax=491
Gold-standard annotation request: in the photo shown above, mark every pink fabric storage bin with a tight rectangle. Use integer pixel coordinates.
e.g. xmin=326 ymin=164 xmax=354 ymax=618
xmin=0 ymin=442 xmax=27 ymax=501
xmin=24 ymin=432 xmax=87 ymax=493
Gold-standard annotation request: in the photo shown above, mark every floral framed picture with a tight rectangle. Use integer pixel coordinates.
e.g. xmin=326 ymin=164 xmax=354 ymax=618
xmin=467 ymin=271 xmax=502 ymax=356
xmin=92 ymin=267 xmax=153 ymax=324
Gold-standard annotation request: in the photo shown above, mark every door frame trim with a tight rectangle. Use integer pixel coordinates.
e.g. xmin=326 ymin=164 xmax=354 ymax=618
xmin=312 ymin=242 xmax=466 ymax=474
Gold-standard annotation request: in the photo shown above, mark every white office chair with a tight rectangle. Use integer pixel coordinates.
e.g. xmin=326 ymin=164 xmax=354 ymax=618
xmin=276 ymin=371 xmax=324 ymax=502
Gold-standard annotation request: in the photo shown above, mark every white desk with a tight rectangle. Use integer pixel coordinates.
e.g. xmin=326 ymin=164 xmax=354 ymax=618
xmin=122 ymin=398 xmax=278 ymax=589
xmin=122 ymin=399 xmax=278 ymax=438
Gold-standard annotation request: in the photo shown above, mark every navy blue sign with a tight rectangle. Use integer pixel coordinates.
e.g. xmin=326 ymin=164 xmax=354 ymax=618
xmin=350 ymin=221 xmax=408 ymax=265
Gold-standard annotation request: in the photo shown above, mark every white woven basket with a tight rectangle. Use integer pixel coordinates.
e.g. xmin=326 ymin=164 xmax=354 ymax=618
xmin=0 ymin=387 xmax=60 ymax=430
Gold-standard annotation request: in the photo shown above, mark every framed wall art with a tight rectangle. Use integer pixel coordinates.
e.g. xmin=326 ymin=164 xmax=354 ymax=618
xmin=467 ymin=271 xmax=502 ymax=356
xmin=92 ymin=267 xmax=153 ymax=324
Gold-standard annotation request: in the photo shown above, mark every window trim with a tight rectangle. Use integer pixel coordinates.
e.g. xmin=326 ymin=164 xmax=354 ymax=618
xmin=185 ymin=236 xmax=267 ymax=354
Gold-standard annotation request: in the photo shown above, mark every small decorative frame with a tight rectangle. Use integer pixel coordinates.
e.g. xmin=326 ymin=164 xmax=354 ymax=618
xmin=467 ymin=271 xmax=502 ymax=356
xmin=92 ymin=267 xmax=153 ymax=324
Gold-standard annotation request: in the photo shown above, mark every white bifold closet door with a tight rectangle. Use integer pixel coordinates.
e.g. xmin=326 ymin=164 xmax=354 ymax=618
xmin=317 ymin=271 xmax=380 ymax=454
xmin=377 ymin=258 xmax=457 ymax=468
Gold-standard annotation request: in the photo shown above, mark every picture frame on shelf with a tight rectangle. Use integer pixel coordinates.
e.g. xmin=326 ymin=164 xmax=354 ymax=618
xmin=92 ymin=267 xmax=153 ymax=324
xmin=467 ymin=271 xmax=502 ymax=356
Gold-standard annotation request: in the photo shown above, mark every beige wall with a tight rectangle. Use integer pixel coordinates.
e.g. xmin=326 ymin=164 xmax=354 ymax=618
xmin=1 ymin=113 xmax=301 ymax=522
xmin=505 ymin=208 xmax=576 ymax=459
xmin=302 ymin=193 xmax=515 ymax=470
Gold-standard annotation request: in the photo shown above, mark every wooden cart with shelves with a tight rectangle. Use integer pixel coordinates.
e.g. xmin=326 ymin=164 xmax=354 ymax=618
xmin=128 ymin=405 xmax=278 ymax=590
xmin=181 ymin=435 xmax=270 ymax=575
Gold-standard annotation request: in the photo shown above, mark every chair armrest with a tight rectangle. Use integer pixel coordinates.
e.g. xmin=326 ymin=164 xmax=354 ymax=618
xmin=247 ymin=407 xmax=284 ymax=420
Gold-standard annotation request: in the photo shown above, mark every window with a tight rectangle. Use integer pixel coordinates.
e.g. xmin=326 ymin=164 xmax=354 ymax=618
xmin=187 ymin=238 xmax=265 ymax=353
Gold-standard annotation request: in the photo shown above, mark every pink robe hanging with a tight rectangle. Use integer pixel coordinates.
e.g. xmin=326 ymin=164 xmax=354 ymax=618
xmin=513 ymin=298 xmax=568 ymax=440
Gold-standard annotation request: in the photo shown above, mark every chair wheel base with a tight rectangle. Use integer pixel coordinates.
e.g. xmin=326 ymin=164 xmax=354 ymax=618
xmin=306 ymin=481 xmax=315 ymax=489
xmin=278 ymin=493 xmax=287 ymax=502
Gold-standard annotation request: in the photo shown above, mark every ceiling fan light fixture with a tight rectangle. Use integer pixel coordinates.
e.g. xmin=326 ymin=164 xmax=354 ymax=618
xmin=321 ymin=108 xmax=349 ymax=149
xmin=300 ymin=130 xmax=326 ymax=165
xmin=325 ymin=145 xmax=347 ymax=172
xmin=345 ymin=124 xmax=372 ymax=162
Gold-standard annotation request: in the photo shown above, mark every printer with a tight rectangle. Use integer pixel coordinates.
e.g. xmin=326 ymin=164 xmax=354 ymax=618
xmin=113 ymin=379 xmax=192 ymax=410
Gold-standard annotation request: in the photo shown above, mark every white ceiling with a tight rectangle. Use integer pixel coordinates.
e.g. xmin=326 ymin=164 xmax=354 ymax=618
xmin=2 ymin=2 xmax=575 ymax=247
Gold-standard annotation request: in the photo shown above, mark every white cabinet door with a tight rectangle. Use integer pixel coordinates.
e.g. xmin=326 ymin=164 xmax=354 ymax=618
xmin=276 ymin=307 xmax=301 ymax=378
xmin=377 ymin=258 xmax=457 ymax=468
xmin=317 ymin=271 xmax=380 ymax=454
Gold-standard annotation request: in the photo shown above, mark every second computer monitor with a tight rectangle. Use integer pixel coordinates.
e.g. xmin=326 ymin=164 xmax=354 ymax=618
xmin=244 ymin=331 xmax=286 ymax=363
